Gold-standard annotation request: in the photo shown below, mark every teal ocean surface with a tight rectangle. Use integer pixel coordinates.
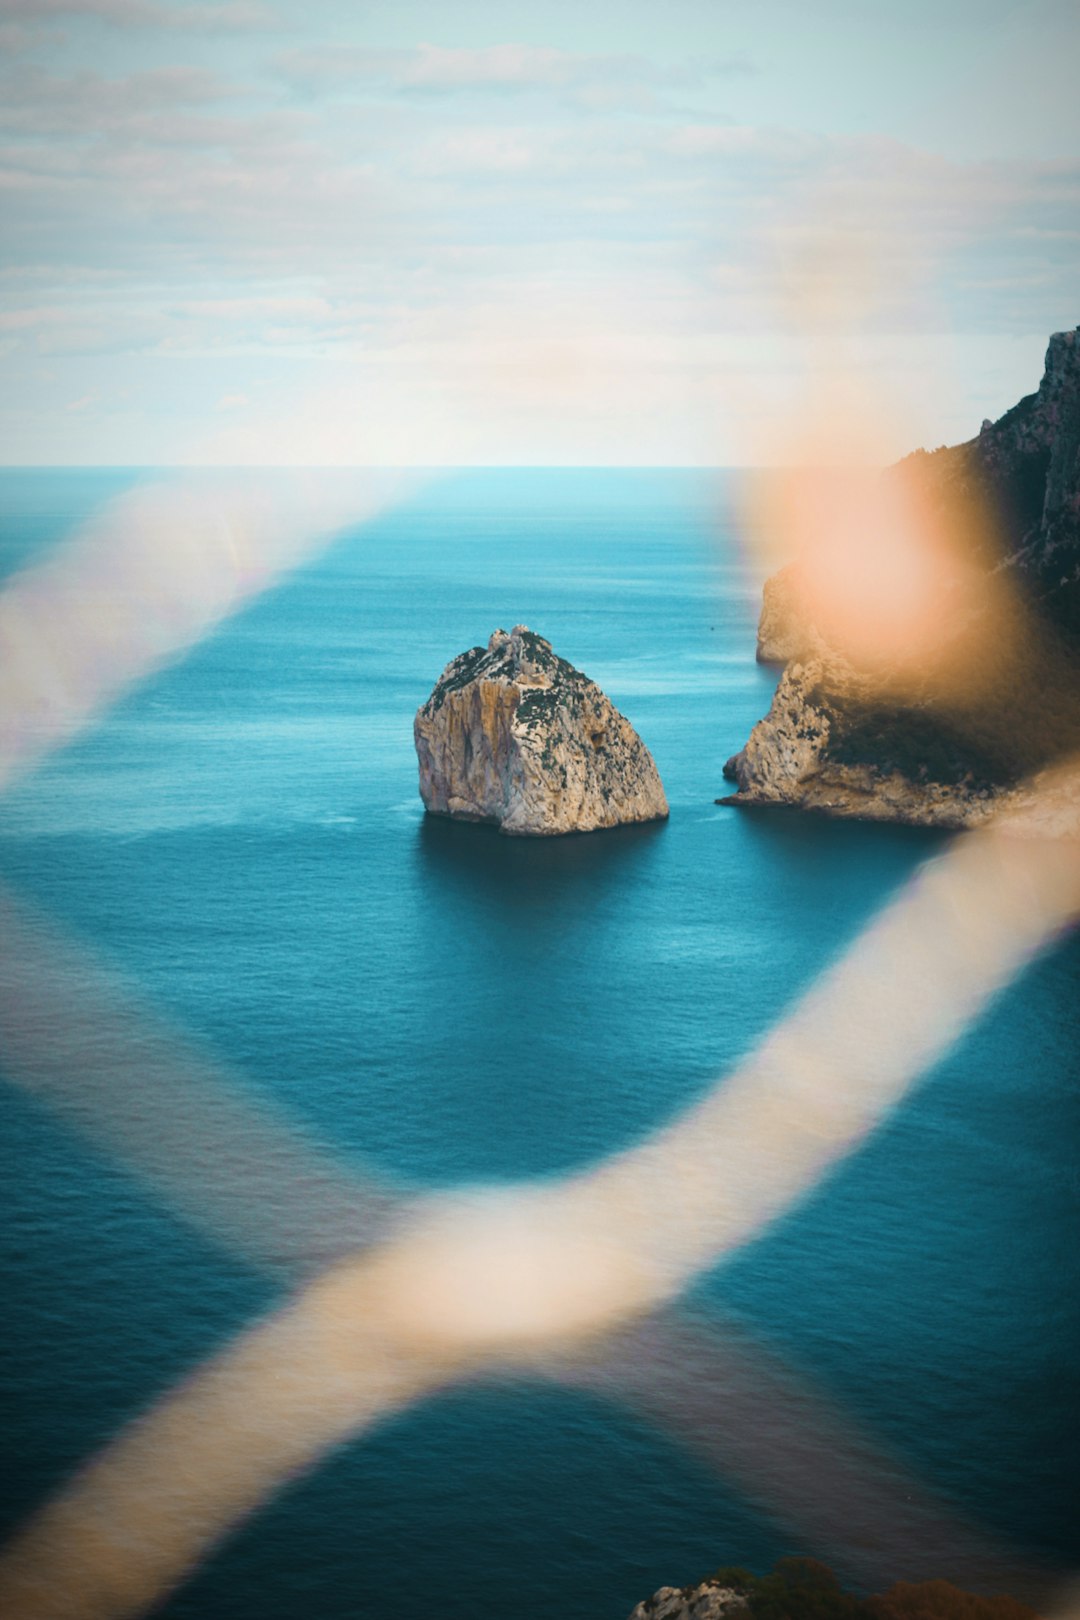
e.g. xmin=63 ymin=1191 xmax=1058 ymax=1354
xmin=0 ymin=469 xmax=1076 ymax=1618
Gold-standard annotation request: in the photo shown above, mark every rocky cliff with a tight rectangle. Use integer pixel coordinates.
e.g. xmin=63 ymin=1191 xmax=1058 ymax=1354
xmin=414 ymin=625 xmax=669 ymax=836
xmin=723 ymin=328 xmax=1080 ymax=828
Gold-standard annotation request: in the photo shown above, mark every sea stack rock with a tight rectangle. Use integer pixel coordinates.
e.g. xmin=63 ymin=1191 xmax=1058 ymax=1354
xmin=414 ymin=625 xmax=669 ymax=836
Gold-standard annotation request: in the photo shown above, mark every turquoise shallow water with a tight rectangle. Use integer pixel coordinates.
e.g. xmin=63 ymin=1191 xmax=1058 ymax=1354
xmin=0 ymin=468 xmax=1077 ymax=1619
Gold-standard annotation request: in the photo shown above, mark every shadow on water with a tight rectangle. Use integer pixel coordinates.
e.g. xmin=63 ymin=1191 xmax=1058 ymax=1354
xmin=413 ymin=809 xmax=669 ymax=918
xmin=732 ymin=802 xmax=950 ymax=905
xmin=733 ymin=800 xmax=948 ymax=858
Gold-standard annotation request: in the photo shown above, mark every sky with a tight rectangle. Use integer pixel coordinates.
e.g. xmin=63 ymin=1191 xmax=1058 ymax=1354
xmin=0 ymin=0 xmax=1077 ymax=465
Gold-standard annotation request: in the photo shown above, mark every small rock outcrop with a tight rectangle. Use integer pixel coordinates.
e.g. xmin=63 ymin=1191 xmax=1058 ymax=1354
xmin=722 ymin=327 xmax=1080 ymax=828
xmin=628 ymin=1583 xmax=747 ymax=1620
xmin=414 ymin=625 xmax=669 ymax=836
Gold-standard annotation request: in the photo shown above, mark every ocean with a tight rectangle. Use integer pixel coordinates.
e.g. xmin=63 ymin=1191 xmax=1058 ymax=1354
xmin=0 ymin=467 xmax=1076 ymax=1619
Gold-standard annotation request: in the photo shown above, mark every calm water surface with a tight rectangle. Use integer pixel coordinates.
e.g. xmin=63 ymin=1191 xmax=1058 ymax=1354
xmin=0 ymin=469 xmax=1076 ymax=1618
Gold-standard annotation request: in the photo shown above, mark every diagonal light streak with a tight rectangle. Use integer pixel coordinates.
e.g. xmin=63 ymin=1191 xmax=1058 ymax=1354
xmin=0 ymin=1260 xmax=459 ymax=1620
xmin=0 ymin=470 xmax=422 ymax=1271
xmin=0 ymin=834 xmax=1062 ymax=1603
xmin=1 ymin=763 xmax=1076 ymax=1617
xmin=545 ymin=1316 xmax=1056 ymax=1605
xmin=549 ymin=775 xmax=1080 ymax=1302
xmin=0 ymin=469 xmax=413 ymax=798
xmin=7 ymin=876 xmax=1056 ymax=1609
xmin=1 ymin=471 xmax=1077 ymax=1616
xmin=0 ymin=883 xmax=402 ymax=1276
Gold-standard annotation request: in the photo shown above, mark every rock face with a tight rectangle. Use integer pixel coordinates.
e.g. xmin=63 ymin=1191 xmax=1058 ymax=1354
xmin=722 ymin=328 xmax=1080 ymax=828
xmin=755 ymin=562 xmax=811 ymax=665
xmin=628 ymin=1584 xmax=748 ymax=1620
xmin=414 ymin=625 xmax=669 ymax=836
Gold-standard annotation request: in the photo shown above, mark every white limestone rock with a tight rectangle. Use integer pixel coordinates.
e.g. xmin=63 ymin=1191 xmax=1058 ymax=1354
xmin=414 ymin=625 xmax=669 ymax=836
xmin=627 ymin=1583 xmax=749 ymax=1620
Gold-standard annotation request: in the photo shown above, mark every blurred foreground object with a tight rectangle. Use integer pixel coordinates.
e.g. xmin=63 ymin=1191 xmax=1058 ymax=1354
xmin=1 ymin=468 xmax=1077 ymax=1619
xmin=2 ymin=748 xmax=1078 ymax=1618
xmin=0 ymin=469 xmax=410 ymax=797
xmin=724 ymin=329 xmax=1080 ymax=828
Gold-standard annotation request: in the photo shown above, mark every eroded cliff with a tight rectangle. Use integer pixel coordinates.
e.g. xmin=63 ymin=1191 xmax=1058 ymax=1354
xmin=722 ymin=328 xmax=1080 ymax=828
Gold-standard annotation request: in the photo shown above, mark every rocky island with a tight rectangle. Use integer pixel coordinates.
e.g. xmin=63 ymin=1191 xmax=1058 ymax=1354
xmin=721 ymin=328 xmax=1080 ymax=829
xmin=414 ymin=624 xmax=669 ymax=835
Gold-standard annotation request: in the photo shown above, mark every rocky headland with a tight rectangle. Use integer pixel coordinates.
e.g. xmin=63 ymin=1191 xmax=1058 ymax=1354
xmin=721 ymin=328 xmax=1080 ymax=829
xmin=414 ymin=624 xmax=669 ymax=836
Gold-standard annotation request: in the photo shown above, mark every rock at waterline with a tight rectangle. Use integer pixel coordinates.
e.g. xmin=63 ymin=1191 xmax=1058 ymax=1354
xmin=414 ymin=625 xmax=669 ymax=836
xmin=721 ymin=326 xmax=1080 ymax=829
xmin=627 ymin=1583 xmax=748 ymax=1620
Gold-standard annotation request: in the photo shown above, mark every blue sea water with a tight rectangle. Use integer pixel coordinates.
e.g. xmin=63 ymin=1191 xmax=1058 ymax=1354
xmin=0 ymin=467 xmax=1076 ymax=1619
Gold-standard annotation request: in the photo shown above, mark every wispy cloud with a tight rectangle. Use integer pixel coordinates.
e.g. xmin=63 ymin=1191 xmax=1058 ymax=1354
xmin=1 ymin=6 xmax=1076 ymax=463
xmin=0 ymin=64 xmax=233 ymax=129
xmin=277 ymin=40 xmax=750 ymax=112
xmin=0 ymin=0 xmax=268 ymax=29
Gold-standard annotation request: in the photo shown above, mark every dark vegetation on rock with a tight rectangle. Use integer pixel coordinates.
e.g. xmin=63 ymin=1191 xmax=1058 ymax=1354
xmin=630 ymin=1556 xmax=1041 ymax=1620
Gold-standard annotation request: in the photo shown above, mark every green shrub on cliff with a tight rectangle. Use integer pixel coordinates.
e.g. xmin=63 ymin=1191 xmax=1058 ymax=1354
xmin=699 ymin=1559 xmax=1038 ymax=1620
xmin=865 ymin=1579 xmax=1039 ymax=1620
xmin=720 ymin=1557 xmax=862 ymax=1620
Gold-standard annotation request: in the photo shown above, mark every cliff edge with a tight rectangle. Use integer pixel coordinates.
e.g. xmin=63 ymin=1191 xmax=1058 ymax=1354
xmin=722 ymin=328 xmax=1080 ymax=828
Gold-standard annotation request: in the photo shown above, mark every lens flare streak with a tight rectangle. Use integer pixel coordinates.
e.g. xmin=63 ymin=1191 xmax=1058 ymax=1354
xmin=0 ymin=764 xmax=1076 ymax=1618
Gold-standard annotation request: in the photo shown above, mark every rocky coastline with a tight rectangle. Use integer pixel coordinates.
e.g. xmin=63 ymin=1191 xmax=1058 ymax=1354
xmin=720 ymin=328 xmax=1080 ymax=830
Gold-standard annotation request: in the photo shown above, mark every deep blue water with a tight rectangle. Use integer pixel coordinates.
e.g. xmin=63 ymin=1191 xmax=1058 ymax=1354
xmin=0 ymin=468 xmax=1076 ymax=1619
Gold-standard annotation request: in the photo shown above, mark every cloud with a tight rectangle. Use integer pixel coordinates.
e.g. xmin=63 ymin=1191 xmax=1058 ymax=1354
xmin=0 ymin=64 xmax=231 ymax=124
xmin=0 ymin=18 xmax=60 ymax=49
xmin=398 ymin=43 xmax=674 ymax=92
xmin=276 ymin=41 xmax=748 ymax=111
xmin=3 ymin=90 xmax=1076 ymax=346
xmin=0 ymin=0 xmax=268 ymax=28
xmin=0 ymin=86 xmax=311 ymax=159
xmin=1 ymin=9 xmax=1077 ymax=467
xmin=411 ymin=126 xmax=555 ymax=177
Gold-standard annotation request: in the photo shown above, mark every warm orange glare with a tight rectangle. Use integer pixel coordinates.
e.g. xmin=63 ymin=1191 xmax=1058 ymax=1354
xmin=742 ymin=432 xmax=1011 ymax=693
xmin=727 ymin=197 xmax=1005 ymax=692
xmin=755 ymin=461 xmax=961 ymax=671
